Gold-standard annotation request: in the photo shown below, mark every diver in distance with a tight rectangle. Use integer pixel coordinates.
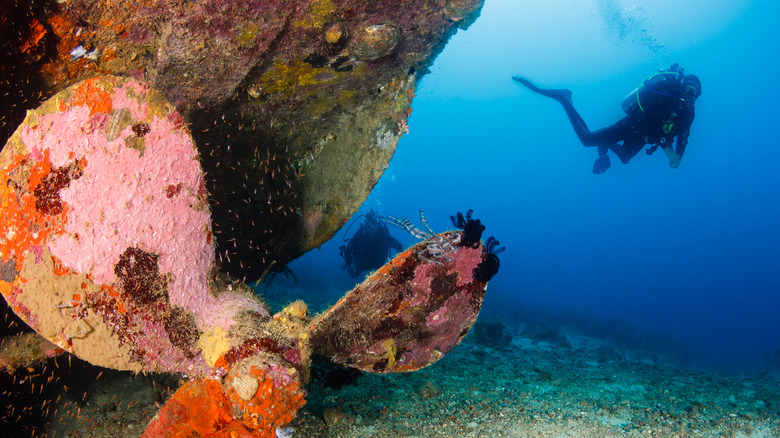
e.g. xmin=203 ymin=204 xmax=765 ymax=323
xmin=513 ymin=63 xmax=701 ymax=174
xmin=339 ymin=210 xmax=404 ymax=279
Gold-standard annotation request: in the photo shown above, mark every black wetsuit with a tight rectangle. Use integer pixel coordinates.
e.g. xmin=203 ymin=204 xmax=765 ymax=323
xmin=566 ymin=74 xmax=694 ymax=163
xmin=515 ymin=73 xmax=696 ymax=165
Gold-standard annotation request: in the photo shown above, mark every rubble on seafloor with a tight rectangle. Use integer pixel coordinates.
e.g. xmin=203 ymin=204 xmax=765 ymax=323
xmin=9 ymin=321 xmax=777 ymax=437
xmin=0 ymin=0 xmax=484 ymax=283
xmin=282 ymin=330 xmax=780 ymax=438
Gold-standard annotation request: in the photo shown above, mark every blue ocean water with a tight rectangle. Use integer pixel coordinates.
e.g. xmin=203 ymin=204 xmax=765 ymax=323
xmin=277 ymin=0 xmax=780 ymax=373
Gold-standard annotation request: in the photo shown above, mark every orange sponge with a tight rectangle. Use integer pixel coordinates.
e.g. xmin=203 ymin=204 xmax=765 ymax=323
xmin=143 ymin=364 xmax=305 ymax=437
xmin=225 ymin=366 xmax=306 ymax=433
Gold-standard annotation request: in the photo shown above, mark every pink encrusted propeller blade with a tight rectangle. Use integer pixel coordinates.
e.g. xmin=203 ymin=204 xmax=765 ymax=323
xmin=0 ymin=76 xmax=269 ymax=375
xmin=0 ymin=76 xmax=315 ymax=435
xmin=307 ymin=231 xmax=489 ymax=373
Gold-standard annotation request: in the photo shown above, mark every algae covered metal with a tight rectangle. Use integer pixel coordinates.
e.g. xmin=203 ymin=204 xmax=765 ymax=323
xmin=1 ymin=0 xmax=485 ymax=282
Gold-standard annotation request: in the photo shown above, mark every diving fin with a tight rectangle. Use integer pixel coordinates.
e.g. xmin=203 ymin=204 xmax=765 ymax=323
xmin=512 ymin=76 xmax=573 ymax=104
xmin=592 ymin=155 xmax=611 ymax=174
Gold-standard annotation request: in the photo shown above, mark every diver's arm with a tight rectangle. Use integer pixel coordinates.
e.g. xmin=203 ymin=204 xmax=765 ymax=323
xmin=663 ymin=105 xmax=694 ymax=168
xmin=675 ymin=131 xmax=688 ymax=159
xmin=663 ymin=144 xmax=681 ymax=168
xmin=662 ymin=131 xmax=687 ymax=168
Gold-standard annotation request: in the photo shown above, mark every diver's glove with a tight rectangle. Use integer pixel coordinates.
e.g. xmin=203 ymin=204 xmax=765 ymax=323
xmin=663 ymin=146 xmax=681 ymax=168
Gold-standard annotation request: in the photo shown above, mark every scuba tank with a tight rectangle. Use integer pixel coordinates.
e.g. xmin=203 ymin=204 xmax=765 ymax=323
xmin=621 ymin=64 xmax=685 ymax=116
xmin=620 ymin=83 xmax=649 ymax=116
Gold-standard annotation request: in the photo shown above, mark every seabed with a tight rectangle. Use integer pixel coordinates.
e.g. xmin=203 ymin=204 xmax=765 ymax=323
xmin=34 ymin=321 xmax=779 ymax=438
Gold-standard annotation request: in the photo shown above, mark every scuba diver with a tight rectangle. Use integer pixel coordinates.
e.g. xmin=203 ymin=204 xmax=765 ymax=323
xmin=339 ymin=210 xmax=404 ymax=278
xmin=513 ymin=63 xmax=701 ymax=174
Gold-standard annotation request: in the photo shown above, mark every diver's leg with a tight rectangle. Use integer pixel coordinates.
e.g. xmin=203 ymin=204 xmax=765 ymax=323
xmin=559 ymin=104 xmax=631 ymax=153
xmin=559 ymin=103 xmax=600 ymax=146
xmin=610 ymin=133 xmax=646 ymax=164
xmin=515 ymin=76 xmax=603 ymax=145
xmin=556 ymin=102 xmax=628 ymax=174
xmin=515 ymin=77 xmax=637 ymax=173
xmin=584 ymin=118 xmax=633 ymax=173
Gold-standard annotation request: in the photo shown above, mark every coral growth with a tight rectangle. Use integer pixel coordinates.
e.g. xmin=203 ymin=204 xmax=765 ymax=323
xmin=143 ymin=360 xmax=305 ymax=437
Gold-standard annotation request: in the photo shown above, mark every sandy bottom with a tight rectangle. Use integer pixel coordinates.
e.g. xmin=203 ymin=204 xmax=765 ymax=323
xmin=291 ymin=334 xmax=779 ymax=438
xmin=27 ymin=324 xmax=778 ymax=438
